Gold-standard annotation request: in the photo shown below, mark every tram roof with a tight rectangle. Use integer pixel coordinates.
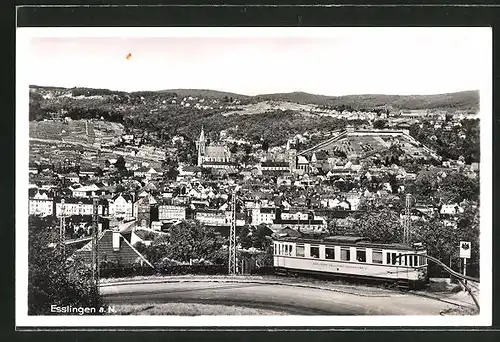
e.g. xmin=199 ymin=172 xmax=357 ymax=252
xmin=273 ymin=235 xmax=424 ymax=251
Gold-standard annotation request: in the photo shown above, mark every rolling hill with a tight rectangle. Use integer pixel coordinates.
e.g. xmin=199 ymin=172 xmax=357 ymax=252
xmin=158 ymin=89 xmax=250 ymax=100
xmin=28 ymin=85 xmax=480 ymax=147
xmin=30 ymin=85 xmax=479 ymax=112
xmin=256 ymin=90 xmax=479 ymax=111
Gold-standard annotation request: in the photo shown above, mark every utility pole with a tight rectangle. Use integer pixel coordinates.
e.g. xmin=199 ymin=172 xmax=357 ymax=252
xmin=92 ymin=197 xmax=100 ymax=287
xmin=463 ymin=257 xmax=468 ymax=286
xmin=59 ymin=199 xmax=66 ymax=252
xmin=59 ymin=199 xmax=65 ymax=241
xmin=228 ymin=190 xmax=237 ymax=275
xmin=403 ymin=193 xmax=412 ymax=244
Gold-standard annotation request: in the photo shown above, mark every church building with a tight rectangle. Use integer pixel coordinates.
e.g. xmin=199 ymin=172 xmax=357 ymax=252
xmin=196 ymin=127 xmax=233 ymax=167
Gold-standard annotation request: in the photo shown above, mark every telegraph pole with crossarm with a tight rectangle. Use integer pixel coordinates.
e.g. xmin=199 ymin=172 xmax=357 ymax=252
xmin=91 ymin=197 xmax=100 ymax=287
xmin=228 ymin=190 xmax=237 ymax=275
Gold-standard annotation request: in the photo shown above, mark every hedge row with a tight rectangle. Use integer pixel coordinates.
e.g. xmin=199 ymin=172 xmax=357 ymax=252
xmin=99 ymin=264 xmax=228 ymax=278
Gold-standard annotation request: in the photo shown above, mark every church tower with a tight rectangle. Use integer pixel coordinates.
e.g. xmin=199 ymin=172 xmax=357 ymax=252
xmin=197 ymin=126 xmax=206 ymax=166
xmin=286 ymin=140 xmax=297 ymax=172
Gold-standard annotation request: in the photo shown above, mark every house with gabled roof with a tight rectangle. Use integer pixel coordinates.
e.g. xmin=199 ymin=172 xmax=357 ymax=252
xmin=134 ymin=166 xmax=150 ymax=178
xmin=142 ymin=181 xmax=159 ymax=194
xmin=187 ymin=188 xmax=202 ymax=199
xmin=71 ymin=184 xmax=101 ymax=198
xmin=79 ymin=167 xmax=99 ymax=178
xmin=440 ymin=204 xmax=464 ymax=216
xmin=133 ymin=194 xmax=158 ymax=228
xmin=145 ymin=167 xmax=159 ymax=181
xmin=108 ymin=193 xmax=134 ymax=218
xmin=74 ymin=229 xmax=153 ymax=268
xmin=64 ymin=172 xmax=80 ymax=184
xmin=29 ymin=190 xmax=54 ymax=217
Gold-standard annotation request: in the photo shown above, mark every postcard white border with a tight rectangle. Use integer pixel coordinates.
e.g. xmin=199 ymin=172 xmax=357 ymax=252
xmin=16 ymin=27 xmax=492 ymax=328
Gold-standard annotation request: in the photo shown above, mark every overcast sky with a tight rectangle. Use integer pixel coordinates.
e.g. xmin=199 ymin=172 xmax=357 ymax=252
xmin=25 ymin=27 xmax=490 ymax=96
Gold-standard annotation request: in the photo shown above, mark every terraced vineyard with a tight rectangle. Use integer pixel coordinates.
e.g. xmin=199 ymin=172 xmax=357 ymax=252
xmin=30 ymin=119 xmax=123 ymax=147
xmin=29 ymin=121 xmax=64 ymax=141
xmin=86 ymin=120 xmax=95 ymax=144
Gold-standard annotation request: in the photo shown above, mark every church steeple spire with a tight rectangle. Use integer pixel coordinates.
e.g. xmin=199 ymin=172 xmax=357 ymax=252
xmin=199 ymin=125 xmax=205 ymax=142
xmin=197 ymin=126 xmax=206 ymax=167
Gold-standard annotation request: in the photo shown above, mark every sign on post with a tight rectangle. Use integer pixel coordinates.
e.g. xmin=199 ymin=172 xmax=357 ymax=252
xmin=459 ymin=241 xmax=471 ymax=259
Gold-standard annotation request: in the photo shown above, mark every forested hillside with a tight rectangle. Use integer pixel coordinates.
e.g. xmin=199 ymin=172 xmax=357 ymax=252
xmin=256 ymin=90 xmax=479 ymax=112
xmin=29 ymin=85 xmax=480 ymax=147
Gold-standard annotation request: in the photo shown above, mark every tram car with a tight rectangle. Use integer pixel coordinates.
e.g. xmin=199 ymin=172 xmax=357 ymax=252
xmin=272 ymin=235 xmax=428 ymax=289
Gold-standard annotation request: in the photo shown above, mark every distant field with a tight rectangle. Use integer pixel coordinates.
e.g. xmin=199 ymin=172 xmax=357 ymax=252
xmin=222 ymin=101 xmax=318 ymax=116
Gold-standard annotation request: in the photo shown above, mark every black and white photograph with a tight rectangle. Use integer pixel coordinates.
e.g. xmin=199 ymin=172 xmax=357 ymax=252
xmin=16 ymin=27 xmax=492 ymax=327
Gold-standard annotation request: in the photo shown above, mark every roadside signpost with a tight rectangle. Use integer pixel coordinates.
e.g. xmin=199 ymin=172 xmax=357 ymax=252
xmin=459 ymin=241 xmax=471 ymax=284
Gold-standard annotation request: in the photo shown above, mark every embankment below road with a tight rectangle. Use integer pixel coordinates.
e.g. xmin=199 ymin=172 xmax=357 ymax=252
xmin=111 ymin=302 xmax=289 ymax=316
xmin=100 ymin=275 xmax=479 ymax=316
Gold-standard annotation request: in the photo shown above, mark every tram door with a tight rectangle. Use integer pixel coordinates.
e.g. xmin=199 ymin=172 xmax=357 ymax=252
xmin=275 ymin=243 xmax=290 ymax=267
xmin=275 ymin=243 xmax=283 ymax=267
xmin=279 ymin=243 xmax=286 ymax=267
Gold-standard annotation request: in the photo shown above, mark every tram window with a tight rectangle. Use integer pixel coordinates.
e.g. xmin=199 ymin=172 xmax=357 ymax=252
xmin=325 ymin=247 xmax=335 ymax=260
xmin=391 ymin=252 xmax=397 ymax=265
xmin=409 ymin=255 xmax=413 ymax=267
xmin=341 ymin=248 xmax=350 ymax=261
xmin=372 ymin=250 xmax=383 ymax=264
xmin=414 ymin=255 xmax=418 ymax=266
xmin=386 ymin=252 xmax=391 ymax=264
xmin=296 ymin=245 xmax=305 ymax=257
xmin=356 ymin=249 xmax=366 ymax=262
xmin=398 ymin=253 xmax=403 ymax=265
xmin=274 ymin=244 xmax=277 ymax=255
xmin=310 ymin=246 xmax=320 ymax=258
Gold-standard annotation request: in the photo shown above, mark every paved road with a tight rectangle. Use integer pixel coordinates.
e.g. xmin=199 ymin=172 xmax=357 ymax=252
xmin=101 ymin=281 xmax=461 ymax=315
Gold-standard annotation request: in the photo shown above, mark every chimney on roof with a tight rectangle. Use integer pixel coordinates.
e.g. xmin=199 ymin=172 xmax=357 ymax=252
xmin=112 ymin=231 xmax=121 ymax=251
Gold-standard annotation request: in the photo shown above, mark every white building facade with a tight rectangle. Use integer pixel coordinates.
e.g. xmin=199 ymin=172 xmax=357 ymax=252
xmin=108 ymin=194 xmax=134 ymax=218
xmin=29 ymin=192 xmax=54 ymax=217
xmin=158 ymin=205 xmax=186 ymax=221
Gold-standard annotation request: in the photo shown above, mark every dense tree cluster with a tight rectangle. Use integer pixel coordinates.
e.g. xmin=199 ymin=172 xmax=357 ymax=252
xmin=373 ymin=119 xmax=388 ymax=129
xmin=28 ymin=225 xmax=102 ymax=315
xmin=237 ymin=224 xmax=274 ymax=250
xmin=135 ymin=220 xmax=224 ymax=266
xmin=409 ymin=120 xmax=480 ymax=164
xmin=348 ymin=209 xmax=403 ymax=243
xmin=405 ymin=169 xmax=479 ymax=205
xmin=410 ymin=203 xmax=480 ymax=276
